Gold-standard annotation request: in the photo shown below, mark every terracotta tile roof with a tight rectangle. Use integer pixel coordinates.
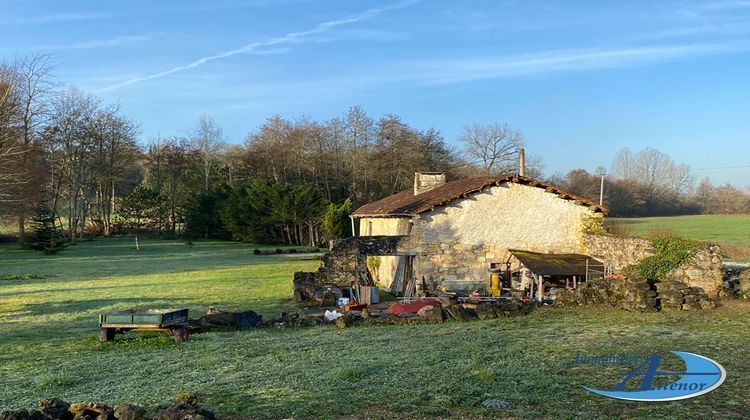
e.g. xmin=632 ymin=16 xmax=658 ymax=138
xmin=351 ymin=174 xmax=607 ymax=217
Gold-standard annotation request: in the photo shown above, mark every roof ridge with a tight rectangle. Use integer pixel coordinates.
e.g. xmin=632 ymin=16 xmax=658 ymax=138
xmin=351 ymin=174 xmax=606 ymax=217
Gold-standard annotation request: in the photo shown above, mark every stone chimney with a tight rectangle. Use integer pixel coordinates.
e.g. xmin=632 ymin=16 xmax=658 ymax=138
xmin=414 ymin=172 xmax=446 ymax=195
xmin=518 ymin=148 xmax=526 ymax=177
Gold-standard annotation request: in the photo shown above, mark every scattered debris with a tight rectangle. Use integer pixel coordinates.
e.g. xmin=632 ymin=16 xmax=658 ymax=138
xmin=324 ymin=310 xmax=342 ymax=322
xmin=315 ymin=284 xmax=344 ymax=307
xmin=197 ymin=309 xmax=262 ymax=331
xmin=387 ymin=300 xmax=439 ymax=317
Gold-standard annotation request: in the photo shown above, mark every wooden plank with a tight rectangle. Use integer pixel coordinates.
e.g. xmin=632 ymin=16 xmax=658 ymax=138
xmin=100 ymin=323 xmax=162 ymax=329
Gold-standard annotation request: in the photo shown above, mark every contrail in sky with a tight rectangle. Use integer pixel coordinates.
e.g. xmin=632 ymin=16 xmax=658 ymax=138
xmin=97 ymin=0 xmax=420 ymax=92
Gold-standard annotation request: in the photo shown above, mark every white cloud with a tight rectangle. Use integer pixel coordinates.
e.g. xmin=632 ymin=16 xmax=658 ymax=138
xmin=404 ymin=41 xmax=750 ymax=85
xmin=97 ymin=0 xmax=421 ymax=92
xmin=40 ymin=35 xmax=150 ymax=51
xmin=0 ymin=12 xmax=108 ymax=25
xmin=196 ymin=39 xmax=750 ymax=109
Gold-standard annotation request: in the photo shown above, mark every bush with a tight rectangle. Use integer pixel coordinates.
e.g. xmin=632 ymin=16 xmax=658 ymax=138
xmin=626 ymin=235 xmax=702 ymax=280
xmin=253 ymin=249 xmax=261 ymax=255
xmin=287 ymin=248 xmax=297 ymax=254
xmin=275 ymin=248 xmax=283 ymax=254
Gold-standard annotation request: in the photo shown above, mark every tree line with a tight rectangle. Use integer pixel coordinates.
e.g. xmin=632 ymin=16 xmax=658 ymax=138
xmin=554 ymin=148 xmax=750 ymax=217
xmin=2 ymin=54 xmax=747 ymax=250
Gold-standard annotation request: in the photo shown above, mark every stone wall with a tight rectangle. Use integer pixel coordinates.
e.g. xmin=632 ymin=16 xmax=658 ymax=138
xmin=556 ymin=278 xmax=716 ymax=312
xmin=582 ymin=233 xmax=655 ymax=271
xmin=357 ymin=217 xmax=411 ymax=236
xmin=583 ymin=233 xmax=724 ymax=296
xmin=666 ymin=245 xmax=723 ymax=297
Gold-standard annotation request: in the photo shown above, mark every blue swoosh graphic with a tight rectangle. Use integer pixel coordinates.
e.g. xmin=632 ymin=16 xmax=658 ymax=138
xmin=583 ymin=351 xmax=727 ymax=401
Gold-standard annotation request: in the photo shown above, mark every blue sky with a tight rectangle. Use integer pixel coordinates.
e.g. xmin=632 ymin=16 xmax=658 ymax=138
xmin=1 ymin=0 xmax=749 ymax=185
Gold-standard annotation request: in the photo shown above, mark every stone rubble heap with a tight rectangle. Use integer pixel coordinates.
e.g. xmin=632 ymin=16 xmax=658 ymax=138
xmin=656 ymin=281 xmax=716 ymax=311
xmin=0 ymin=393 xmax=215 ymax=420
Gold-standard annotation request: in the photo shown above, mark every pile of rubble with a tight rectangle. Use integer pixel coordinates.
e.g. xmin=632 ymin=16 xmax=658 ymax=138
xmin=555 ymin=278 xmax=715 ymax=313
xmin=0 ymin=392 xmax=215 ymax=420
xmin=188 ymin=308 xmax=262 ymax=333
xmin=321 ymin=296 xmax=532 ymax=328
xmin=656 ymin=281 xmax=716 ymax=311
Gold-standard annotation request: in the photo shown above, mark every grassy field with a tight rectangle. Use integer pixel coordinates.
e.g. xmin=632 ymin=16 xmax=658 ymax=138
xmin=608 ymin=214 xmax=750 ymax=259
xmin=1 ymin=239 xmax=749 ymax=418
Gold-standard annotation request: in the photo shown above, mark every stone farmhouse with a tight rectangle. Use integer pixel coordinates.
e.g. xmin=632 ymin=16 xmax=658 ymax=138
xmin=293 ymin=171 xmax=724 ymax=302
xmin=352 ymin=172 xmax=606 ymax=293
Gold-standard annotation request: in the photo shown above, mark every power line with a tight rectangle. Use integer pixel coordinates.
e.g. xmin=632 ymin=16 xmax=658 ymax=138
xmin=692 ymin=165 xmax=750 ymax=171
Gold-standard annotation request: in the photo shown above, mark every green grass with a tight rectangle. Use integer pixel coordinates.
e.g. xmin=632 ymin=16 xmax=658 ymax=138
xmin=609 ymin=215 xmax=750 ymax=261
xmin=1 ymin=239 xmax=750 ymax=418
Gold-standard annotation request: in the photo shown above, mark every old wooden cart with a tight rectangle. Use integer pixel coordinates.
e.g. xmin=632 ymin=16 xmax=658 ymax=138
xmin=99 ymin=309 xmax=189 ymax=343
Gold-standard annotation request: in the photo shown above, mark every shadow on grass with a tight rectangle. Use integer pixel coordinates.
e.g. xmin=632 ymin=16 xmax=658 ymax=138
xmin=3 ymin=297 xmax=169 ymax=321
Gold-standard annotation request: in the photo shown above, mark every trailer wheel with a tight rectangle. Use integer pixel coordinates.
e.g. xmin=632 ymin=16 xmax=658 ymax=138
xmin=99 ymin=328 xmax=115 ymax=342
xmin=173 ymin=326 xmax=189 ymax=343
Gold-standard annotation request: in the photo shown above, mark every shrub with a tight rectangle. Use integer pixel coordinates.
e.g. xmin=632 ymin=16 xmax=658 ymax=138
xmin=253 ymin=249 xmax=261 ymax=255
xmin=275 ymin=248 xmax=283 ymax=254
xmin=626 ymin=235 xmax=702 ymax=280
xmin=287 ymin=248 xmax=297 ymax=254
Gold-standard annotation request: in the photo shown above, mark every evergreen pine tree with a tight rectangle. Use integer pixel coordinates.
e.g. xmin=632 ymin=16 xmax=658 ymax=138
xmin=24 ymin=201 xmax=66 ymax=254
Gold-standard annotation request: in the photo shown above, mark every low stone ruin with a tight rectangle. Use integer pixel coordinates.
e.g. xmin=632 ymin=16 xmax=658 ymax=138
xmin=656 ymin=281 xmax=716 ymax=311
xmin=293 ymin=236 xmax=403 ymax=302
xmin=0 ymin=393 xmax=215 ymax=420
xmin=555 ymin=278 xmax=716 ymax=312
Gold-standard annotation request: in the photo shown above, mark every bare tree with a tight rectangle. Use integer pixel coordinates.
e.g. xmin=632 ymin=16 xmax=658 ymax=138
xmin=45 ymin=88 xmax=100 ymax=244
xmin=460 ymin=122 xmax=523 ymax=176
xmin=193 ymin=115 xmax=222 ymax=193
xmin=610 ymin=147 xmax=696 ymax=214
xmin=90 ymin=104 xmax=139 ymax=235
xmin=13 ymin=54 xmax=56 ymax=241
xmin=0 ymin=63 xmax=24 ymax=204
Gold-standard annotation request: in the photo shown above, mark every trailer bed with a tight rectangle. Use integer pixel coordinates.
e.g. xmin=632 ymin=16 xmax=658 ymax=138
xmin=99 ymin=308 xmax=189 ymax=343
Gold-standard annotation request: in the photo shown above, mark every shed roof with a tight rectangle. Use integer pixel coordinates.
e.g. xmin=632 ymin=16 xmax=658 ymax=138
xmin=351 ymin=174 xmax=606 ymax=217
xmin=509 ymin=249 xmax=603 ymax=277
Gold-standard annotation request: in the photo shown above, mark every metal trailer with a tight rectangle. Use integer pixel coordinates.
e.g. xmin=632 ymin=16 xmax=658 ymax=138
xmin=99 ymin=308 xmax=189 ymax=343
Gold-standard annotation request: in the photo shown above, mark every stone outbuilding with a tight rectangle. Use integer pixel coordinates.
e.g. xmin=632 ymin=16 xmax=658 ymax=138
xmin=348 ymin=172 xmax=607 ymax=295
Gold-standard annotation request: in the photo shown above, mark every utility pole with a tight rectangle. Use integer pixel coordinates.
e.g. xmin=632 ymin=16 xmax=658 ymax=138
xmin=599 ymin=174 xmax=605 ymax=206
